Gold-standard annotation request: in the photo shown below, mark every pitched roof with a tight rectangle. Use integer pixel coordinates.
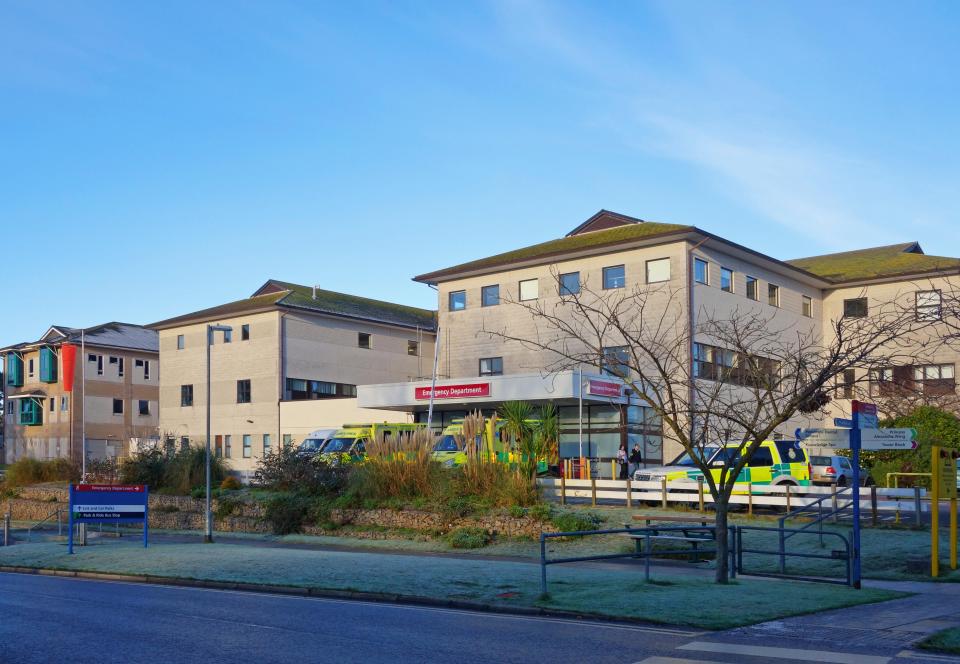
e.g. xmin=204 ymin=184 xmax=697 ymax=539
xmin=415 ymin=214 xmax=694 ymax=283
xmin=787 ymin=243 xmax=960 ymax=283
xmin=150 ymin=281 xmax=436 ymax=331
xmin=1 ymin=323 xmax=158 ymax=354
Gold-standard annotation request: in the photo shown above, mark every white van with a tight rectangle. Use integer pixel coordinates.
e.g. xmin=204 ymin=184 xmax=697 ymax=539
xmin=296 ymin=429 xmax=337 ymax=458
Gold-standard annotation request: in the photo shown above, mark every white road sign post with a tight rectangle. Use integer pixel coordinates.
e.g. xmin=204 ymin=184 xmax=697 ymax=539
xmin=860 ymin=428 xmax=918 ymax=450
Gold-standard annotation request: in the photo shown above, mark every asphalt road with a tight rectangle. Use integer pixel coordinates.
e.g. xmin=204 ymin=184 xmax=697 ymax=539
xmin=0 ymin=573 xmax=696 ymax=664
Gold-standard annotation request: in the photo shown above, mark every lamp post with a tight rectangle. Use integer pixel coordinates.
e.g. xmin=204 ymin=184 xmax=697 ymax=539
xmin=205 ymin=324 xmax=232 ymax=543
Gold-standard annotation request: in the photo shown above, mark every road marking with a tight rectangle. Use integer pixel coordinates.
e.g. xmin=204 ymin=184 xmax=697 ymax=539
xmin=0 ymin=570 xmax=700 ymax=637
xmin=677 ymin=641 xmax=891 ymax=664
xmin=633 ymin=657 xmax=728 ymax=664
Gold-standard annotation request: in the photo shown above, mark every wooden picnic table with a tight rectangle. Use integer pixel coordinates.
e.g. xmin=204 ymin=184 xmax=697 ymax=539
xmin=625 ymin=514 xmax=715 ymax=562
xmin=632 ymin=514 xmax=711 ymax=526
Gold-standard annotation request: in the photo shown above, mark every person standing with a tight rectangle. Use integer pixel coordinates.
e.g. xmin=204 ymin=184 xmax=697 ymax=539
xmin=628 ymin=443 xmax=643 ymax=477
xmin=617 ymin=445 xmax=629 ymax=479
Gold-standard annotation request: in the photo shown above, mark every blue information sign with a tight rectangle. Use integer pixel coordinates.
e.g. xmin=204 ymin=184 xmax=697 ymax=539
xmin=68 ymin=484 xmax=149 ymax=554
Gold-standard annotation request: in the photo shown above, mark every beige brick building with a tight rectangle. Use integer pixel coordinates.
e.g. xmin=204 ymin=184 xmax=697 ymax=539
xmin=1 ymin=323 xmax=159 ymax=465
xmin=150 ymin=280 xmax=435 ymax=477
xmin=359 ymin=210 xmax=960 ymax=467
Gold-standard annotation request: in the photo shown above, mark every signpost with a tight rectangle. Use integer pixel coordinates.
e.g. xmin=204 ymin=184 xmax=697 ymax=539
xmin=68 ymin=484 xmax=149 ymax=554
xmin=931 ymin=446 xmax=959 ymax=577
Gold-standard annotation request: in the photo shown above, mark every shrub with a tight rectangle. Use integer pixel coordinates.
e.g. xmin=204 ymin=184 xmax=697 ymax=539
xmin=360 ymin=429 xmax=442 ymax=500
xmin=508 ymin=505 xmax=527 ymax=518
xmin=253 ymin=446 xmax=348 ymax=495
xmin=442 ymin=495 xmax=482 ymax=518
xmin=120 ymin=442 xmax=228 ymax=495
xmin=4 ymin=457 xmax=79 ymax=486
xmin=528 ymin=503 xmax=552 ymax=522
xmin=220 ymin=476 xmax=242 ymax=491
xmin=263 ymin=492 xmax=313 ymax=535
xmin=550 ymin=510 xmax=602 ymax=533
xmin=447 ymin=527 xmax=492 ymax=549
xmin=215 ymin=495 xmax=243 ymax=519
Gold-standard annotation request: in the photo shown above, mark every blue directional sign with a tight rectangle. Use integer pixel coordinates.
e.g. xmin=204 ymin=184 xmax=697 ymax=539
xmin=834 ymin=418 xmax=853 ymax=428
xmin=69 ymin=484 xmax=149 ymax=553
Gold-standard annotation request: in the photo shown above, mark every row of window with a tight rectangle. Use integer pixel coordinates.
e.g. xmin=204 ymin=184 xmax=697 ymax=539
xmin=835 ymin=364 xmax=957 ymax=398
xmin=6 ymin=396 xmax=150 ymax=422
xmin=448 ymin=259 xmax=672 ymax=311
xmin=177 ymin=324 xmax=251 ymax=350
xmin=180 ymin=324 xmax=420 ymax=356
xmin=213 ymin=433 xmax=271 ymax=459
xmin=285 ymin=378 xmax=357 ymax=400
xmin=111 ymin=399 xmax=152 ymax=416
xmin=692 ymin=342 xmax=781 ymax=388
xmin=86 ymin=354 xmax=151 ymax=380
xmin=692 ymin=257 xmax=804 ymax=314
xmin=841 ymin=291 xmax=943 ymax=322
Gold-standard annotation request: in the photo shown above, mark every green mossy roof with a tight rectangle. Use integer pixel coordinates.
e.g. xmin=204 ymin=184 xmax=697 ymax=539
xmin=415 ymin=221 xmax=693 ymax=282
xmin=150 ymin=283 xmax=435 ymax=331
xmin=787 ymin=243 xmax=960 ymax=283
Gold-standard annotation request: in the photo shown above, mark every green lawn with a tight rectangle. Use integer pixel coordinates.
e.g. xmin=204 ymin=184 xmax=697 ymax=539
xmin=0 ymin=540 xmax=903 ymax=629
xmin=918 ymin=627 xmax=960 ymax=654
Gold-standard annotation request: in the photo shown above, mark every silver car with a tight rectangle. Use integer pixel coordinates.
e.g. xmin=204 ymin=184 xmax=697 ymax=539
xmin=809 ymin=454 xmax=872 ymax=487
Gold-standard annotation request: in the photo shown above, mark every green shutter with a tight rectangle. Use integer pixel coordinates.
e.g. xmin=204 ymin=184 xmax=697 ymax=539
xmin=19 ymin=398 xmax=42 ymax=426
xmin=6 ymin=354 xmax=23 ymax=387
xmin=39 ymin=347 xmax=58 ymax=383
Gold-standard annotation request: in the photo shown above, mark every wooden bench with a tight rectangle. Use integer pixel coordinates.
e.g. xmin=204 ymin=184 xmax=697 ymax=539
xmin=624 ymin=514 xmax=715 ymax=562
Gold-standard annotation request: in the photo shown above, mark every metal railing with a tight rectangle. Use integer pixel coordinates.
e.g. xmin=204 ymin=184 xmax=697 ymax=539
xmin=734 ymin=524 xmax=853 ymax=586
xmin=887 ymin=472 xmax=931 ymax=488
xmin=25 ymin=507 xmax=64 ymax=542
xmin=538 ymin=525 xmax=722 ymax=595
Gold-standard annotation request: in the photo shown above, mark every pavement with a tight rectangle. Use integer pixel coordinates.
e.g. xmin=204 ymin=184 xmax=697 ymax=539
xmin=3 ymin=571 xmax=960 ymax=664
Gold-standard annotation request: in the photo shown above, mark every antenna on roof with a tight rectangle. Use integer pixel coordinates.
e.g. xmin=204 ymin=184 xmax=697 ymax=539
xmin=312 ymin=285 xmax=320 ymax=300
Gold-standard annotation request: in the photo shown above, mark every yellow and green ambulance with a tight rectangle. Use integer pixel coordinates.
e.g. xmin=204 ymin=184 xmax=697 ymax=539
xmin=432 ymin=418 xmax=549 ymax=473
xmin=321 ymin=422 xmax=425 ymax=463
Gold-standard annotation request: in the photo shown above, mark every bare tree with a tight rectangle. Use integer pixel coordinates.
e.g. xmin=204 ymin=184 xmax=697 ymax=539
xmin=483 ymin=273 xmax=936 ymax=582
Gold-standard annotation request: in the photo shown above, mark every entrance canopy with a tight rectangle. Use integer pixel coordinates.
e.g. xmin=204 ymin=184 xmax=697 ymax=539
xmin=357 ymin=370 xmax=634 ymax=411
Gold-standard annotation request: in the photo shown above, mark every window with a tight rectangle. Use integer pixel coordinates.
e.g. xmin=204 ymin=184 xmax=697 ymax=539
xmin=39 ymin=347 xmax=57 ymax=383
xmin=802 ymin=296 xmax=813 ymax=318
xmin=481 ymin=285 xmax=499 ymax=307
xmin=645 ymin=258 xmax=670 ymax=283
xmin=843 ymin=297 xmax=867 ymax=318
xmin=285 ymin=378 xmax=356 ymax=400
xmin=112 ymin=398 xmax=123 ymax=415
xmin=407 ymin=340 xmax=419 ymax=356
xmin=263 ymin=434 xmax=271 ymax=456
xmin=223 ymin=329 xmax=232 ymax=343
xmin=358 ymin=333 xmax=371 ymax=349
xmin=838 ymin=368 xmax=856 ymax=399
xmin=720 ymin=267 xmax=734 ymax=293
xmin=143 ymin=360 xmax=150 ymax=380
xmin=60 ymin=396 xmax=68 ymax=412
xmin=558 ymin=272 xmax=580 ymax=296
xmin=913 ymin=364 xmax=956 ymax=396
xmin=241 ymin=324 xmax=250 ymax=341
xmin=916 ymin=290 xmax=942 ymax=321
xmin=180 ymin=436 xmax=190 ymax=453
xmin=138 ymin=400 xmax=150 ymax=416
xmin=181 ymin=384 xmax=194 ymax=407
xmin=177 ymin=334 xmax=185 ymax=350
xmin=519 ymin=278 xmax=539 ymax=301
xmin=748 ymin=448 xmax=774 ymax=467
xmin=49 ymin=397 xmax=55 ymax=412
xmin=243 ymin=435 xmax=251 ymax=458
xmin=118 ymin=357 xmax=124 ymax=377
xmin=479 ymin=357 xmax=503 ymax=376
xmin=768 ymin=284 xmax=780 ymax=307
xmin=97 ymin=355 xmax=103 ymax=375
xmin=28 ymin=358 xmax=34 ymax=378
xmin=224 ymin=435 xmax=232 ymax=458
xmin=694 ymin=342 xmax=780 ymax=388
xmin=746 ymin=276 xmax=758 ymax=301
xmin=601 ymin=345 xmax=630 ymax=377
xmin=237 ymin=379 xmax=251 ymax=404
xmin=135 ymin=359 xmax=143 ymax=367
xmin=694 ymin=258 xmax=709 ymax=285
xmin=448 ymin=290 xmax=466 ymax=311
xmin=283 ymin=434 xmax=292 ymax=448
xmin=602 ymin=265 xmax=625 ymax=289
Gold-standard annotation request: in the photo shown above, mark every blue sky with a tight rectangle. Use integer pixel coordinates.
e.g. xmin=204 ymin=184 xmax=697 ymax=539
xmin=2 ymin=1 xmax=959 ymax=344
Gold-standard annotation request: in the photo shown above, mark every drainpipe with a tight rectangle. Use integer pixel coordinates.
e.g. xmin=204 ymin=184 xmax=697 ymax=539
xmin=278 ymin=313 xmax=285 ymax=451
xmin=426 ymin=327 xmax=441 ymax=431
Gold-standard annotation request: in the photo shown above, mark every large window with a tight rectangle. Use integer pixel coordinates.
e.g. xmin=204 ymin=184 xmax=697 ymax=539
xmin=603 ymin=265 xmax=625 ymax=289
xmin=843 ymin=297 xmax=867 ymax=318
xmin=481 ymin=285 xmax=499 ymax=307
xmin=559 ymin=272 xmax=580 ymax=296
xmin=138 ymin=400 xmax=150 ymax=416
xmin=802 ymin=296 xmax=813 ymax=318
xmin=913 ymin=364 xmax=956 ymax=396
xmin=39 ymin=347 xmax=57 ymax=383
xmin=285 ymin=377 xmax=357 ymax=400
xmin=645 ymin=258 xmax=670 ymax=284
xmin=237 ymin=379 xmax=251 ymax=404
xmin=601 ymin=345 xmax=630 ymax=377
xmin=181 ymin=384 xmax=194 ymax=407
xmin=5 ymin=353 xmax=23 ymax=387
xmin=448 ymin=290 xmax=466 ymax=311
xmin=916 ymin=290 xmax=942 ymax=321
xmin=746 ymin=276 xmax=758 ymax=301
xmin=112 ymin=399 xmax=123 ymax=415
xmin=479 ymin=357 xmax=503 ymax=376
xmin=720 ymin=267 xmax=734 ymax=293
xmin=519 ymin=279 xmax=539 ymax=301
xmin=694 ymin=342 xmax=780 ymax=388
xmin=694 ymin=258 xmax=709 ymax=285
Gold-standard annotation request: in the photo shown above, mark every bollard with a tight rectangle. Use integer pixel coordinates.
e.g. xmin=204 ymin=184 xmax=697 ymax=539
xmin=914 ymin=486 xmax=922 ymax=528
xmin=785 ymin=484 xmax=792 ymax=512
xmin=3 ymin=512 xmax=9 ymax=547
xmin=611 ymin=460 xmax=616 ymax=481
xmin=590 ymin=477 xmax=597 ymax=507
xmin=626 ymin=479 xmax=632 ymax=509
xmin=748 ymin=483 xmax=753 ymax=517
xmin=698 ymin=478 xmax=705 ymax=512
xmin=661 ymin=477 xmax=668 ymax=509
xmin=560 ymin=473 xmax=567 ymax=506
xmin=870 ymin=486 xmax=878 ymax=527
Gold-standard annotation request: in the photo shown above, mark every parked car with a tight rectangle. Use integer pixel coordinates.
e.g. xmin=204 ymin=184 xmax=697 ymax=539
xmin=809 ymin=454 xmax=873 ymax=487
xmin=633 ymin=440 xmax=811 ymax=489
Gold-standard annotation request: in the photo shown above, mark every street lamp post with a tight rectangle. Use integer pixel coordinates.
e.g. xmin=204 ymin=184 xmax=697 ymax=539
xmin=205 ymin=324 xmax=232 ymax=543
